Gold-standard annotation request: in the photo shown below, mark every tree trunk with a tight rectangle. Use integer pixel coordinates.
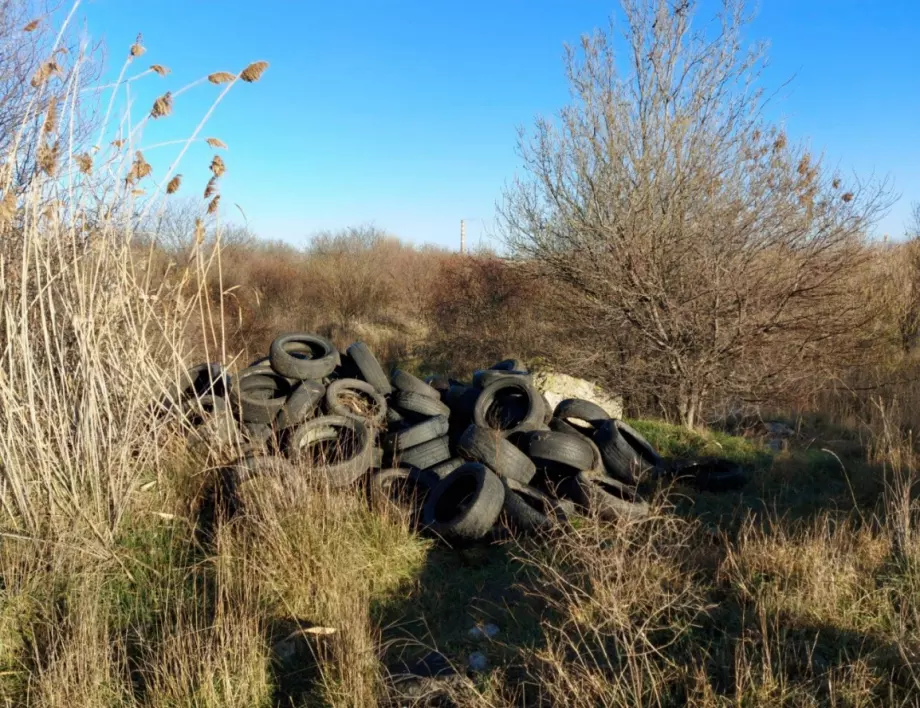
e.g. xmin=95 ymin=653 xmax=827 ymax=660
xmin=677 ymin=387 xmax=704 ymax=429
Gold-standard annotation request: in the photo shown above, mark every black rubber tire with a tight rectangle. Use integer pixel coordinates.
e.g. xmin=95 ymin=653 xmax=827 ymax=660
xmin=500 ymin=477 xmax=572 ymax=533
xmin=325 ymin=351 xmax=360 ymax=384
xmin=424 ymin=375 xmax=451 ymax=393
xmin=391 ymin=391 xmax=451 ymax=418
xmin=490 ymin=358 xmax=527 ymax=373
xmin=519 ymin=429 xmax=596 ymax=476
xmin=163 ymin=363 xmax=229 ymax=413
xmin=347 ymin=342 xmax=392 ymax=395
xmin=554 ymin=398 xmax=610 ymax=431
xmin=548 ymin=418 xmax=605 ymax=472
xmin=564 ymin=471 xmax=650 ymax=521
xmin=426 ymin=457 xmax=465 ymax=481
xmin=186 ymin=363 xmax=230 ymax=397
xmin=458 ymin=424 xmax=536 ymax=484
xmin=246 ymin=357 xmax=300 ymax=388
xmin=231 ymin=369 xmax=294 ymax=424
xmin=230 ymin=453 xmax=297 ymax=484
xmin=325 ymin=378 xmax=387 ymax=426
xmin=548 ymin=416 xmax=585 ymax=438
xmin=473 ymin=378 xmax=544 ymax=436
xmin=247 ymin=355 xmax=272 ymax=369
xmin=385 ymin=405 xmax=406 ymax=426
xmin=276 ymin=380 xmax=325 ymax=429
xmin=593 ymin=419 xmax=661 ymax=484
xmin=216 ymin=454 xmax=301 ymax=517
xmin=269 ymin=333 xmax=340 ymax=380
xmin=182 ymin=393 xmax=228 ymax=422
xmin=242 ymin=421 xmax=274 ymax=444
xmin=421 ymin=463 xmax=506 ymax=541
xmin=391 ymin=369 xmax=441 ymax=400
xmin=286 ymin=415 xmax=373 ymax=487
xmin=187 ymin=407 xmax=237 ymax=454
xmin=395 ymin=435 xmax=452 ymax=470
xmin=445 ymin=384 xmax=479 ymax=417
xmin=383 ymin=415 xmax=449 ymax=452
xmin=368 ymin=467 xmax=434 ymax=517
xmin=472 ymin=369 xmax=533 ymax=389
xmin=616 ymin=420 xmax=662 ymax=466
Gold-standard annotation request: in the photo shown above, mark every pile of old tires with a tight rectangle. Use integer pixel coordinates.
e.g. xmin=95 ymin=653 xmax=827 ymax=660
xmin=170 ymin=333 xmax=668 ymax=544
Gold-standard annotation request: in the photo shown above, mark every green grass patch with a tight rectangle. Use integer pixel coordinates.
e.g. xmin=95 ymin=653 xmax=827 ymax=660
xmin=629 ymin=417 xmax=772 ymax=468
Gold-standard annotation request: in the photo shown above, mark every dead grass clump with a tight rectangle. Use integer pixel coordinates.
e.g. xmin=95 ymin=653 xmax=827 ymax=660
xmin=215 ymin=484 xmax=428 ymax=704
xmin=140 ymin=608 xmax=272 ymax=708
xmin=720 ymin=515 xmax=892 ymax=634
xmin=508 ymin=511 xmax=708 ymax=706
xmin=29 ymin=577 xmax=132 ymax=708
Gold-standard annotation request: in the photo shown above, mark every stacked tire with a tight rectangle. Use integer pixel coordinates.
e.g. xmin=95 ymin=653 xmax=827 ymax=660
xmin=171 ymin=336 xmax=667 ymax=544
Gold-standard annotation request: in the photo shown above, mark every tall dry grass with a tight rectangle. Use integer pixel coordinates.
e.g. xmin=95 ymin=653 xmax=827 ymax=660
xmin=0 ymin=10 xmax=284 ymax=706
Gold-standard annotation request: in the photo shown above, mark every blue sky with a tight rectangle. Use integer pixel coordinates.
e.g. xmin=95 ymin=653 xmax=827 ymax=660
xmin=75 ymin=0 xmax=919 ymax=249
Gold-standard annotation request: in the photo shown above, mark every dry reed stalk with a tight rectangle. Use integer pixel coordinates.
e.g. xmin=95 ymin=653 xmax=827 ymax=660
xmin=37 ymin=140 xmax=59 ymax=175
xmin=208 ymin=71 xmax=235 ymax=84
xmin=30 ymin=59 xmax=59 ymax=87
xmin=239 ymin=61 xmax=268 ymax=83
xmin=129 ymin=33 xmax=145 ymax=57
xmin=209 ymin=154 xmax=225 ymax=177
xmin=150 ymin=91 xmax=172 ymax=118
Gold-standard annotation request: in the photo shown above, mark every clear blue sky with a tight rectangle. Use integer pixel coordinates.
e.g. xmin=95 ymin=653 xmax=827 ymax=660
xmin=75 ymin=0 xmax=919 ymax=249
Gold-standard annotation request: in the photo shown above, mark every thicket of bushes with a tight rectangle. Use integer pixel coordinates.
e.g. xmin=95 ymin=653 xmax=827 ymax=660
xmin=157 ymin=217 xmax=920 ymax=436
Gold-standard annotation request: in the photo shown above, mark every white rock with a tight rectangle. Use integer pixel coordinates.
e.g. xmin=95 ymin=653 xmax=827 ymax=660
xmin=533 ymin=371 xmax=623 ymax=420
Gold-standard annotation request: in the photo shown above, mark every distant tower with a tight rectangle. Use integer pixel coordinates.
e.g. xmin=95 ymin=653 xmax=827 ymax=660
xmin=460 ymin=219 xmax=466 ymax=254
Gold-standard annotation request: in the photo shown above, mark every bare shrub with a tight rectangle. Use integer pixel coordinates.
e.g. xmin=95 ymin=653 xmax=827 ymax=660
xmin=0 ymin=2 xmax=100 ymax=190
xmin=500 ymin=0 xmax=893 ymax=427
xmin=422 ymin=254 xmax=551 ymax=375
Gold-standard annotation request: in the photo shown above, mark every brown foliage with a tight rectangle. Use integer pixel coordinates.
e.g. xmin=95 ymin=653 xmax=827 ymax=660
xmin=421 ymin=254 xmax=549 ymax=375
xmin=500 ymin=0 xmax=893 ymax=427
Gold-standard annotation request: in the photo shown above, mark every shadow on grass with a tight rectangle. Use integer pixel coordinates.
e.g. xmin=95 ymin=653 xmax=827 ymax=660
xmin=371 ymin=529 xmax=920 ymax=706
xmin=688 ymin=592 xmax=920 ymax=703
xmin=372 ymin=538 xmax=550 ymax=695
xmin=631 ymin=417 xmax=888 ymax=541
xmin=367 ymin=431 xmax=913 ymax=705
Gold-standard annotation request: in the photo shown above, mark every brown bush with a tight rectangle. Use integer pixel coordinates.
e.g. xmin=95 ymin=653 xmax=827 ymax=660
xmin=420 ymin=254 xmax=552 ymax=375
xmin=149 ymin=222 xmax=454 ymax=369
xmin=500 ymin=0 xmax=893 ymax=427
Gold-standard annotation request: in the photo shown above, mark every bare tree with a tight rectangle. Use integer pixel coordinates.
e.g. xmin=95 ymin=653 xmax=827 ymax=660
xmin=0 ymin=2 xmax=99 ymax=190
xmin=500 ymin=0 xmax=892 ymax=427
